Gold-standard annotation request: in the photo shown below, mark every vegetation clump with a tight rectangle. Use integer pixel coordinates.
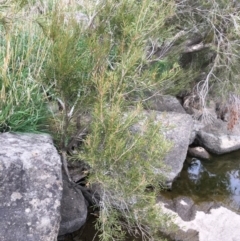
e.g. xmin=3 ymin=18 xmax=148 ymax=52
xmin=1 ymin=0 xmax=240 ymax=240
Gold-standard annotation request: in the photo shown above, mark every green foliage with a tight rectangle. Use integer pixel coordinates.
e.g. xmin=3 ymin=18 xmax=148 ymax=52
xmin=64 ymin=0 xmax=176 ymax=240
xmin=41 ymin=17 xmax=93 ymax=104
xmin=2 ymin=2 xmax=240 ymax=240
xmin=0 ymin=0 xmax=179 ymax=239
xmin=173 ymin=0 xmax=240 ymax=104
xmin=0 ymin=84 xmax=48 ymax=132
xmin=35 ymin=0 xmax=177 ymax=239
xmin=0 ymin=7 xmax=49 ymax=132
xmin=80 ymin=101 xmax=172 ymax=240
xmin=0 ymin=0 xmax=201 ymax=240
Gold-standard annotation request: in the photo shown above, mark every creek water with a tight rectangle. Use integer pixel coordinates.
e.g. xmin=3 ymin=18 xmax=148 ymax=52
xmin=162 ymin=150 xmax=240 ymax=213
xmin=59 ymin=213 xmax=145 ymax=241
xmin=60 ymin=150 xmax=240 ymax=240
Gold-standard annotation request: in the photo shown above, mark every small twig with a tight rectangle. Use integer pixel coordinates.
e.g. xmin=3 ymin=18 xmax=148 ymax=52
xmin=56 ymin=97 xmax=65 ymax=111
xmin=61 ymin=151 xmax=72 ymax=182
xmin=184 ymin=42 xmax=212 ymax=53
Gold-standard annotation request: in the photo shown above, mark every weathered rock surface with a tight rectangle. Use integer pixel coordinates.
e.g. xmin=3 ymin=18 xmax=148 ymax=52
xmin=58 ymin=171 xmax=88 ymax=236
xmin=67 ymin=160 xmax=90 ymax=183
xmin=144 ymin=95 xmax=186 ymax=114
xmin=188 ymin=146 xmax=210 ymax=160
xmin=131 ymin=111 xmax=193 ymax=187
xmin=158 ymin=196 xmax=240 ymax=241
xmin=158 ymin=112 xmax=193 ymax=186
xmin=189 ymin=120 xmax=205 ymax=144
xmin=197 ymin=119 xmax=240 ymax=154
xmin=0 ymin=132 xmax=62 ymax=241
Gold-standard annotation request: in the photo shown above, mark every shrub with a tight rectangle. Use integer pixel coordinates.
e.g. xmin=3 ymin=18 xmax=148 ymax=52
xmin=39 ymin=0 xmax=178 ymax=240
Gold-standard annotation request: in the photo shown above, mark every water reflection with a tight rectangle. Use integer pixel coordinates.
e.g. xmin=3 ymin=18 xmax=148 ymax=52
xmin=162 ymin=151 xmax=240 ymax=212
xmin=62 ymin=152 xmax=240 ymax=241
xmin=187 ymin=159 xmax=203 ymax=182
xmin=187 ymin=158 xmax=216 ymax=183
xmin=227 ymin=170 xmax=240 ymax=204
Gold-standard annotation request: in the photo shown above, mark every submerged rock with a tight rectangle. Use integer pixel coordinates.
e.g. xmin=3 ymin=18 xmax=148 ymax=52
xmin=0 ymin=132 xmax=62 ymax=241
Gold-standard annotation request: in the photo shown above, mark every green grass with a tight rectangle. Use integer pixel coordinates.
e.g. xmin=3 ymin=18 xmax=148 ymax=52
xmin=0 ymin=13 xmax=50 ymax=132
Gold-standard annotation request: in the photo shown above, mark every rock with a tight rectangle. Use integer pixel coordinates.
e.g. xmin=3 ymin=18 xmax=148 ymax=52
xmin=158 ymin=112 xmax=193 ymax=186
xmin=144 ymin=95 xmax=186 ymax=114
xmin=159 ymin=196 xmax=196 ymax=221
xmin=182 ymin=92 xmax=202 ymax=115
xmin=188 ymin=147 xmax=210 ymax=160
xmin=215 ymin=102 xmax=229 ymax=122
xmin=158 ymin=196 xmax=240 ymax=241
xmin=0 ymin=132 xmax=62 ymax=241
xmin=197 ymin=119 xmax=240 ymax=154
xmin=170 ymin=228 xmax=199 ymax=241
xmin=131 ymin=111 xmax=193 ymax=187
xmin=68 ymin=160 xmax=90 ymax=183
xmin=189 ymin=120 xmax=205 ymax=144
xmin=184 ymin=98 xmax=240 ymax=153
xmin=58 ymin=172 xmax=88 ymax=236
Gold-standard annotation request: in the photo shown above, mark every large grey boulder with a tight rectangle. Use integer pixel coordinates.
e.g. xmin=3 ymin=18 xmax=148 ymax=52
xmin=131 ymin=111 xmax=193 ymax=187
xmin=0 ymin=132 xmax=62 ymax=241
xmin=197 ymin=119 xmax=240 ymax=154
xmin=58 ymin=171 xmax=88 ymax=236
xmin=189 ymin=119 xmax=205 ymax=144
xmin=158 ymin=112 xmax=193 ymax=186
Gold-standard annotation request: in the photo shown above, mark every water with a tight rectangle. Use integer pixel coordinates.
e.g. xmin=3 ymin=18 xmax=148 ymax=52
xmin=59 ymin=213 xmax=145 ymax=241
xmin=162 ymin=150 xmax=240 ymax=212
xmin=60 ymin=150 xmax=240 ymax=240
